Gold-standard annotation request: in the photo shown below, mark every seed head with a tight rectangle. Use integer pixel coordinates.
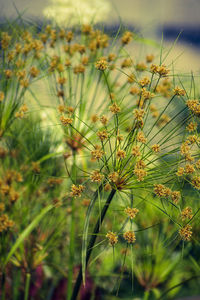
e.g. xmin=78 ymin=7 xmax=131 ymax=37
xmin=91 ymin=146 xmax=104 ymax=161
xmin=60 ymin=116 xmax=73 ymax=126
xmin=108 ymin=172 xmax=119 ymax=183
xmin=95 ymin=58 xmax=108 ymax=71
xmin=90 ymin=171 xmax=104 ymax=183
xmin=116 ymin=150 xmax=126 ymax=160
xmin=124 ymin=207 xmax=139 ymax=219
xmin=121 ymin=31 xmax=133 ymax=45
xmin=151 ymin=144 xmax=160 ymax=153
xmin=106 ymin=231 xmax=118 ymax=246
xmin=97 ymin=130 xmax=108 ymax=141
xmin=123 ymin=231 xmax=136 ymax=243
xmin=132 ymin=146 xmax=141 ymax=157
xmin=180 ymin=207 xmax=193 ymax=221
xmin=179 ymin=224 xmax=192 ymax=241
xmin=109 ymin=102 xmax=121 ymax=114
xmin=70 ymin=184 xmax=85 ymax=197
xmin=173 ymin=86 xmax=186 ymax=96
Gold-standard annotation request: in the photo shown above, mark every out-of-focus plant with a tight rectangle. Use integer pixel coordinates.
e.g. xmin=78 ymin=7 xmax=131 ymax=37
xmin=43 ymin=0 xmax=111 ymax=26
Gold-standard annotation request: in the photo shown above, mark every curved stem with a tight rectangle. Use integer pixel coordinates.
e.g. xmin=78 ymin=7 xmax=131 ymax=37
xmin=70 ymin=189 xmax=116 ymax=300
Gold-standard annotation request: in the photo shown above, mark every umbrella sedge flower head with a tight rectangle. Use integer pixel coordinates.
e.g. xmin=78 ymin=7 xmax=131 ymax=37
xmin=146 ymin=54 xmax=154 ymax=63
xmin=151 ymin=144 xmax=160 ymax=153
xmin=70 ymin=184 xmax=85 ymax=197
xmin=191 ymin=176 xmax=200 ymax=189
xmin=137 ymin=131 xmax=147 ymax=144
xmin=82 ymin=24 xmax=92 ymax=35
xmin=58 ymin=105 xmax=66 ymax=113
xmin=134 ymin=168 xmax=147 ymax=181
xmin=135 ymin=62 xmax=147 ymax=72
xmin=185 ymin=163 xmax=195 ymax=174
xmin=133 ymin=109 xmax=145 ymax=121
xmin=124 ymin=207 xmax=139 ymax=219
xmin=97 ymin=129 xmax=108 ymax=141
xmin=108 ymin=53 xmax=116 ymax=62
xmin=109 ymin=102 xmax=121 ymax=114
xmin=106 ymin=231 xmax=118 ymax=246
xmin=91 ymin=145 xmax=104 ymax=161
xmin=74 ymin=64 xmax=85 ymax=74
xmin=157 ymin=65 xmax=170 ymax=77
xmin=139 ymin=77 xmax=150 ymax=87
xmin=116 ymin=149 xmax=126 ymax=160
xmin=57 ymin=77 xmax=66 ymax=85
xmin=176 ymin=166 xmax=184 ymax=177
xmin=123 ymin=231 xmax=136 ymax=243
xmin=179 ymin=224 xmax=192 ymax=241
xmin=90 ymin=171 xmax=104 ymax=183
xmin=60 ymin=115 xmax=73 ymax=126
xmin=91 ymin=114 xmax=99 ymax=123
xmin=121 ymin=31 xmax=133 ymax=45
xmin=108 ymin=172 xmax=119 ymax=183
xmin=180 ymin=207 xmax=193 ymax=221
xmin=95 ymin=58 xmax=108 ymax=71
xmin=132 ymin=146 xmax=141 ymax=157
xmin=100 ymin=115 xmax=108 ymax=126
xmin=154 ymin=184 xmax=171 ymax=197
xmin=171 ymin=191 xmax=181 ymax=204
xmin=30 ymin=66 xmax=40 ymax=77
xmin=186 ymin=122 xmax=197 ymax=132
xmin=0 ymin=214 xmax=15 ymax=233
xmin=173 ymin=86 xmax=186 ymax=96
xmin=121 ymin=58 xmax=132 ymax=68
xmin=141 ymin=88 xmax=154 ymax=100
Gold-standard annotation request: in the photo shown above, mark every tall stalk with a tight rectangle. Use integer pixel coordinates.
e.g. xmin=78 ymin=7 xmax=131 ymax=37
xmin=24 ymin=273 xmax=31 ymax=300
xmin=67 ymin=151 xmax=77 ymax=300
xmin=70 ymin=189 xmax=116 ymax=300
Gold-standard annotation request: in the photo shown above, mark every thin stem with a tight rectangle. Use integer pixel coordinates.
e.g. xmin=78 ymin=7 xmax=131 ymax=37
xmin=70 ymin=189 xmax=116 ymax=300
xmin=67 ymin=152 xmax=77 ymax=300
xmin=24 ymin=273 xmax=31 ymax=300
xmin=143 ymin=290 xmax=150 ymax=300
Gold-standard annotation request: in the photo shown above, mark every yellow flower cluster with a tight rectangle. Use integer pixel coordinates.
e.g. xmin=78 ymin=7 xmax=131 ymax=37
xmin=116 ymin=150 xmax=126 ymax=160
xmin=60 ymin=115 xmax=73 ymax=126
xmin=91 ymin=146 xmax=104 ymax=161
xmin=109 ymin=102 xmax=121 ymax=114
xmin=180 ymin=207 xmax=193 ymax=221
xmin=70 ymin=184 xmax=85 ymax=197
xmin=90 ymin=171 xmax=104 ymax=183
xmin=179 ymin=224 xmax=192 ymax=241
xmin=124 ymin=207 xmax=139 ymax=219
xmin=108 ymin=172 xmax=119 ymax=183
xmin=123 ymin=230 xmax=136 ymax=243
xmin=0 ymin=214 xmax=14 ymax=233
xmin=106 ymin=231 xmax=118 ymax=246
xmin=95 ymin=58 xmax=108 ymax=71
xmin=97 ymin=130 xmax=108 ymax=141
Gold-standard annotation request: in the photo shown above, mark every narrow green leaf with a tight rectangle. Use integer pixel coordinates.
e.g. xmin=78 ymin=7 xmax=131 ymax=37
xmin=4 ymin=205 xmax=53 ymax=267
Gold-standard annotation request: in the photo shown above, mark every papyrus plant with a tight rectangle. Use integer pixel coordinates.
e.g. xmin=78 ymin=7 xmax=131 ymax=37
xmin=0 ymin=20 xmax=199 ymax=300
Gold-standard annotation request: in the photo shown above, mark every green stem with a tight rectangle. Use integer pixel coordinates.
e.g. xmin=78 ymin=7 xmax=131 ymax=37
xmin=67 ymin=152 xmax=77 ymax=300
xmin=24 ymin=273 xmax=31 ymax=300
xmin=143 ymin=290 xmax=150 ymax=300
xmin=70 ymin=189 xmax=116 ymax=300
